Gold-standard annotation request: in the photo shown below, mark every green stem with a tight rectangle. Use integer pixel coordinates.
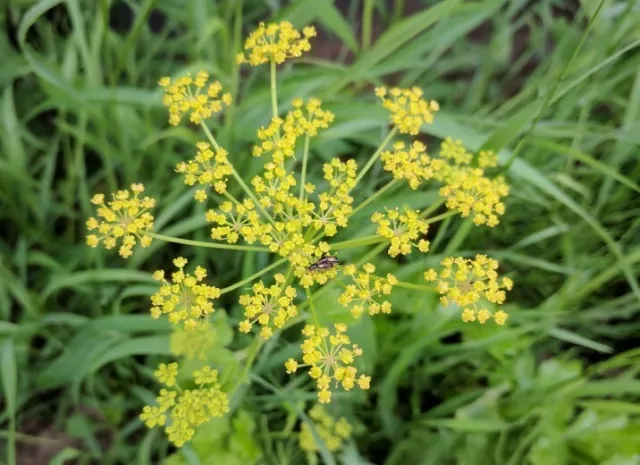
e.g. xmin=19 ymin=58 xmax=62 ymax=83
xmin=231 ymin=338 xmax=264 ymax=392
xmin=221 ymin=258 xmax=287 ymax=294
xmin=200 ymin=122 xmax=276 ymax=225
xmin=362 ymin=0 xmax=374 ymax=53
xmin=299 ymin=135 xmax=310 ymax=202
xmin=352 ymin=179 xmax=398 ymax=215
xmin=306 ymin=288 xmax=320 ymax=327
xmin=331 ymin=235 xmax=386 ymax=251
xmin=392 ymin=0 xmax=405 ymax=24
xmin=424 ymin=210 xmax=457 ymax=224
xmin=391 ymin=280 xmax=435 ymax=292
xmin=147 ymin=231 xmax=269 ymax=252
xmin=270 ymin=59 xmax=278 ymax=117
xmin=352 ymin=127 xmax=397 ymax=191
xmin=421 ymin=199 xmax=445 ymax=217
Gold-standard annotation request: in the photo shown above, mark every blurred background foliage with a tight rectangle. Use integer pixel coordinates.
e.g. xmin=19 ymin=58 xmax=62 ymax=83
xmin=1 ymin=0 xmax=640 ymax=463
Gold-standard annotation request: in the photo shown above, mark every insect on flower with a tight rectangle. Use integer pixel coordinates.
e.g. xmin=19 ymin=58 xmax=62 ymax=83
xmin=308 ymin=255 xmax=340 ymax=271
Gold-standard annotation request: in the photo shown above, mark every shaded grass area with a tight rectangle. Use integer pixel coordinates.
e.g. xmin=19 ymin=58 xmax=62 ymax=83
xmin=1 ymin=0 xmax=639 ymax=464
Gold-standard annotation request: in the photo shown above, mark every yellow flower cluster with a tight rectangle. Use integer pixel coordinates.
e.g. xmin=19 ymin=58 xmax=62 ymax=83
xmin=158 ymin=71 xmax=232 ymax=125
xmin=435 ymin=138 xmax=508 ymax=226
xmin=380 ymin=140 xmax=438 ymax=190
xmin=375 ymin=86 xmax=439 ymax=135
xmin=150 ymin=258 xmax=221 ymax=330
xmin=200 ymin=95 xmax=351 ymax=290
xmin=424 ymin=255 xmax=513 ymax=324
xmin=238 ymin=273 xmax=298 ymax=340
xmin=314 ymin=158 xmax=357 ymax=236
xmin=252 ymin=116 xmax=298 ymax=162
xmin=439 ymin=137 xmax=473 ymax=166
xmin=86 ymin=183 xmax=155 ymax=259
xmin=140 ymin=364 xmax=229 ymax=447
xmin=288 ymin=97 xmax=335 ymax=137
xmin=338 ymin=264 xmax=397 ymax=318
xmin=285 ymin=324 xmax=370 ymax=403
xmin=170 ymin=322 xmax=216 ymax=360
xmin=439 ymin=169 xmax=509 ymax=227
xmin=299 ymin=405 xmax=352 ymax=453
xmin=371 ymin=207 xmax=430 ymax=257
xmin=176 ymin=142 xmax=233 ymax=201
xmin=237 ymin=21 xmax=316 ymax=66
xmin=207 ymin=199 xmax=263 ymax=244
xmin=209 ymin=158 xmax=354 ymax=288
xmin=252 ymin=98 xmax=334 ymax=161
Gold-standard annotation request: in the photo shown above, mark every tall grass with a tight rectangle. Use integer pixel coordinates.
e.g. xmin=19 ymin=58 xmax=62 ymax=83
xmin=1 ymin=0 xmax=639 ymax=463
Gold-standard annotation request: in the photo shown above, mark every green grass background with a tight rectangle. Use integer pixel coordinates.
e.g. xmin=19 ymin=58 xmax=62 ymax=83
xmin=1 ymin=0 xmax=640 ymax=464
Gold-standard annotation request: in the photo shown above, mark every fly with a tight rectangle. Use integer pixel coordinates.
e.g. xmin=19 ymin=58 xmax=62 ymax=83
xmin=308 ymin=255 xmax=340 ymax=272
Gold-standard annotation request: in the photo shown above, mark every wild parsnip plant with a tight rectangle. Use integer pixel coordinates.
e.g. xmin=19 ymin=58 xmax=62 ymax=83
xmin=86 ymin=21 xmax=512 ymax=448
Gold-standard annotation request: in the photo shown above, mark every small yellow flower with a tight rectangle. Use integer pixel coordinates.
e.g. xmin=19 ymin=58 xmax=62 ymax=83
xmin=154 ymin=362 xmax=178 ymax=387
xmin=159 ymin=71 xmax=232 ymax=125
xmin=176 ymin=142 xmax=233 ymax=199
xmin=338 ymin=264 xmax=396 ymax=318
xmin=376 ymin=86 xmax=439 ymax=135
xmin=288 ymin=324 xmax=370 ymax=403
xmin=150 ymin=258 xmax=221 ymax=329
xmin=299 ymin=405 xmax=352 ymax=453
xmin=237 ymin=21 xmax=316 ymax=66
xmin=425 ymin=255 xmax=513 ymax=324
xmin=284 ymin=358 xmax=298 ymax=374
xmin=140 ymin=363 xmax=229 ymax=447
xmin=238 ymin=273 xmax=298 ymax=340
xmin=494 ymin=310 xmax=508 ymax=325
xmin=86 ymin=183 xmax=155 ymax=259
xmin=371 ymin=207 xmax=430 ymax=257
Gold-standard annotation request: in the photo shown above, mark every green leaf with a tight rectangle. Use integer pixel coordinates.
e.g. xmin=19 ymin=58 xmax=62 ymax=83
xmin=316 ymin=3 xmax=359 ymax=53
xmin=1 ymin=338 xmax=17 ymax=418
xmin=327 ymin=0 xmax=462 ymax=91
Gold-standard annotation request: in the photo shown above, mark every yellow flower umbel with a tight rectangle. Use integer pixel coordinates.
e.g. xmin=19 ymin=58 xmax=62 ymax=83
xmin=375 ymin=86 xmax=439 ymax=135
xmin=86 ymin=183 xmax=155 ymax=259
xmin=287 ymin=97 xmax=335 ymax=137
xmin=285 ymin=324 xmax=371 ymax=404
xmin=338 ymin=263 xmax=397 ymax=318
xmin=140 ymin=364 xmax=229 ymax=447
xmin=150 ymin=258 xmax=221 ymax=330
xmin=313 ymin=158 xmax=357 ymax=236
xmin=252 ymin=116 xmax=298 ymax=162
xmin=176 ymin=141 xmax=233 ymax=201
xmin=238 ymin=273 xmax=298 ymax=340
xmin=381 ymin=140 xmax=438 ymax=190
xmin=158 ymin=71 xmax=232 ymax=125
xmin=424 ymin=255 xmax=513 ymax=325
xmin=237 ymin=21 xmax=317 ymax=66
xmin=439 ymin=169 xmax=509 ymax=227
xmin=371 ymin=207 xmax=430 ymax=257
xmin=207 ymin=199 xmax=265 ymax=244
xmin=170 ymin=322 xmax=216 ymax=360
xmin=436 ymin=138 xmax=509 ymax=226
xmin=299 ymin=405 xmax=352 ymax=453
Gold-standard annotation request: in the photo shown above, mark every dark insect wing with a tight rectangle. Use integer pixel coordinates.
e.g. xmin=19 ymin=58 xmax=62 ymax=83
xmin=308 ymin=255 xmax=340 ymax=271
